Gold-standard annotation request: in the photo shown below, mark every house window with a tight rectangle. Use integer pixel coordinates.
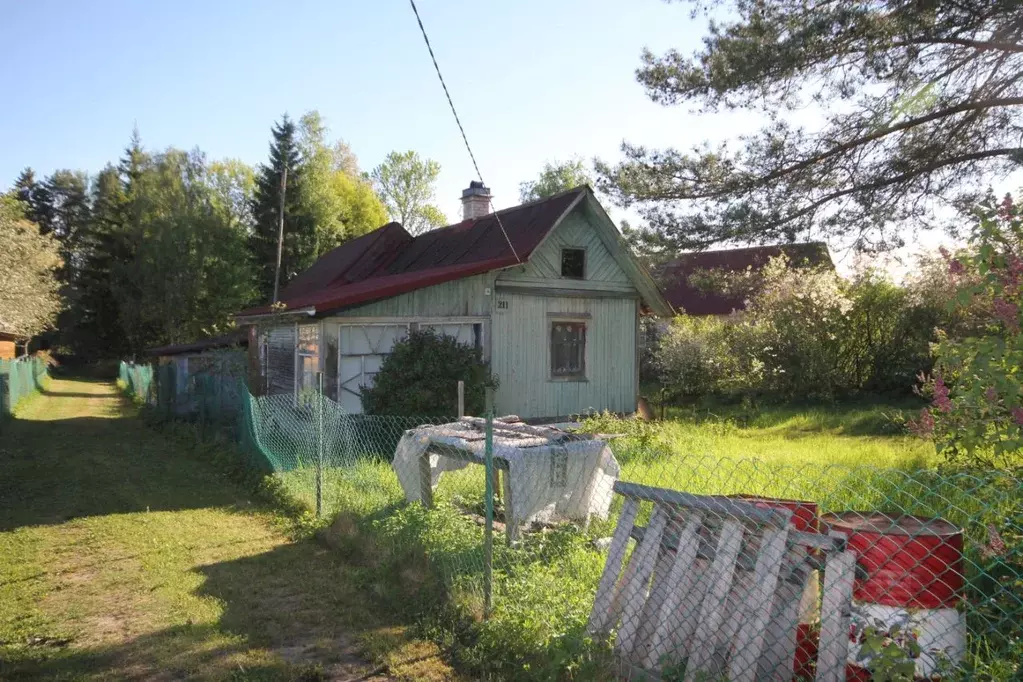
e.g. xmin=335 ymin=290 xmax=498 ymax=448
xmin=550 ymin=321 xmax=586 ymax=379
xmin=561 ymin=248 xmax=585 ymax=279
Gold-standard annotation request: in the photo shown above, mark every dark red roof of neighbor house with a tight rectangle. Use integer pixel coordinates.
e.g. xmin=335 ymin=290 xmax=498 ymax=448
xmin=237 ymin=187 xmax=587 ymax=318
xmin=656 ymin=242 xmax=832 ymax=316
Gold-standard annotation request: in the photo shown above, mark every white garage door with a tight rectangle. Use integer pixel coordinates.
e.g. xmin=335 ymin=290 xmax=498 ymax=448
xmin=338 ymin=324 xmax=410 ymax=414
xmin=337 ymin=321 xmax=481 ymax=414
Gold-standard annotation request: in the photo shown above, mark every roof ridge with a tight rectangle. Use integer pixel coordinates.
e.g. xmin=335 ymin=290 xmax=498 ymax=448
xmin=416 ymin=185 xmax=589 ymax=239
xmin=679 ymin=241 xmax=828 ymax=256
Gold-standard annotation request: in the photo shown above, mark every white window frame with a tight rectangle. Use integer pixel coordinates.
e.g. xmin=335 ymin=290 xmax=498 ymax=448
xmin=548 ymin=313 xmax=590 ymax=382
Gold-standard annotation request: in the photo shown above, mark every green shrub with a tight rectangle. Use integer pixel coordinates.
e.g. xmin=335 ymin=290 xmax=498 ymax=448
xmin=360 ymin=328 xmax=498 ymax=417
xmin=914 ymin=193 xmax=1023 ymax=468
xmin=654 ymin=255 xmax=972 ymax=402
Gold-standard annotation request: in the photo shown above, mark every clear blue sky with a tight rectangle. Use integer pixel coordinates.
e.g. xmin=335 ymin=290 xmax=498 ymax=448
xmin=1 ymin=0 xmax=755 ymax=221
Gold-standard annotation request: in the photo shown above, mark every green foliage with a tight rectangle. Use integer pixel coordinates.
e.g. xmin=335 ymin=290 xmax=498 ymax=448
xmin=296 ymin=111 xmax=388 ymax=253
xmin=597 ymin=1 xmax=1023 ymax=253
xmin=371 ymin=150 xmax=447 ymax=235
xmin=855 ymin=620 xmax=921 ymax=682
xmin=250 ymin=113 xmax=317 ymax=301
xmin=360 ymin=329 xmax=497 ymax=417
xmin=0 ymin=195 xmax=63 ymax=337
xmin=110 ymin=148 xmax=256 ymax=350
xmin=654 ymin=256 xmax=964 ymax=401
xmin=915 ymin=194 xmax=1023 ymax=467
xmin=654 ymin=315 xmax=749 ymax=398
xmin=519 ymin=159 xmax=592 ymax=202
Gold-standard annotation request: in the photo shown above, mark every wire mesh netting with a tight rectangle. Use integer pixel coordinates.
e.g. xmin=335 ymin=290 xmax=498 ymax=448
xmin=120 ymin=359 xmax=1022 ymax=681
xmin=1 ymin=356 xmax=48 ymax=424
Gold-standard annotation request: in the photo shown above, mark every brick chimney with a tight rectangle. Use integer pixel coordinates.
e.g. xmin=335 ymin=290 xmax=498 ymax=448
xmin=461 ymin=181 xmax=492 ymax=220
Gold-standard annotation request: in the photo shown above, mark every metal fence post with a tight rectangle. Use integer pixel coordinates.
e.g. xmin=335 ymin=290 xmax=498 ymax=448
xmin=483 ymin=397 xmax=494 ymax=619
xmin=457 ymin=380 xmax=465 ymax=418
xmin=316 ymin=371 xmax=324 ymax=518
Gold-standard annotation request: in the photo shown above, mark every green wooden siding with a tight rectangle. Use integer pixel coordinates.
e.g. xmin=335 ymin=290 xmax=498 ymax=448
xmin=497 ymin=210 xmax=634 ymax=293
xmin=490 ymin=292 xmax=638 ymax=418
xmin=311 ymin=203 xmax=643 ymax=418
xmin=327 ymin=273 xmax=494 ymax=318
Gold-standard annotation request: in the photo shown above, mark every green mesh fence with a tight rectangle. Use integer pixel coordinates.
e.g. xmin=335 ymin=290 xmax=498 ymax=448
xmin=1 ymin=356 xmax=48 ymax=423
xmin=120 ymin=362 xmax=1023 ymax=681
xmin=118 ymin=361 xmax=154 ymax=403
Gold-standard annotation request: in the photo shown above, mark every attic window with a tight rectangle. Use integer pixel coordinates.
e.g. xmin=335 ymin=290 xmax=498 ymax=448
xmin=561 ymin=248 xmax=585 ymax=279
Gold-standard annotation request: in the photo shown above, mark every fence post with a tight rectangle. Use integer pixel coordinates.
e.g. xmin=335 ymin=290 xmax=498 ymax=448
xmin=483 ymin=391 xmax=495 ymax=619
xmin=457 ymin=380 xmax=465 ymax=419
xmin=316 ymin=371 xmax=324 ymax=518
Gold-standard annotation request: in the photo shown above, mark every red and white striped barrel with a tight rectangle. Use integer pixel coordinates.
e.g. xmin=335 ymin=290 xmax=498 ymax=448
xmin=821 ymin=512 xmax=966 ymax=678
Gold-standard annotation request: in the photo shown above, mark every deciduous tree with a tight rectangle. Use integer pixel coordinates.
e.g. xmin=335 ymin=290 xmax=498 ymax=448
xmin=296 ymin=111 xmax=387 ymax=252
xmin=0 ymin=195 xmax=62 ymax=338
xmin=519 ymin=159 xmax=592 ymax=202
xmin=371 ymin=150 xmax=446 ymax=235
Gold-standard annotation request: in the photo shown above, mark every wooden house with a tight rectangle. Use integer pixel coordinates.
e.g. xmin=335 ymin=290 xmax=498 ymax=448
xmin=235 ymin=183 xmax=672 ymax=419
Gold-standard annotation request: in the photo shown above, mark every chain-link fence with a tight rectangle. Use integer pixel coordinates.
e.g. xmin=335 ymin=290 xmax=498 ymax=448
xmin=1 ymin=356 xmax=48 ymax=426
xmin=120 ymin=360 xmax=1022 ymax=681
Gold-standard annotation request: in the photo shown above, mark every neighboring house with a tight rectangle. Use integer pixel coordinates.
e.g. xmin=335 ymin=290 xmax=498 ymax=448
xmin=0 ymin=328 xmax=24 ymax=360
xmin=654 ymin=242 xmax=833 ymax=316
xmin=235 ymin=183 xmax=672 ymax=419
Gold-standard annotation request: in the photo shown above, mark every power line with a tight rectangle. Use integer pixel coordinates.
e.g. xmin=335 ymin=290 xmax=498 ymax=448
xmin=407 ymin=0 xmax=521 ymax=264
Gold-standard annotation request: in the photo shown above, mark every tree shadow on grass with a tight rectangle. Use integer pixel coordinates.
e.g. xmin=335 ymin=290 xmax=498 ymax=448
xmin=0 ymin=541 xmax=421 ymax=681
xmin=0 ymin=415 xmax=247 ymax=532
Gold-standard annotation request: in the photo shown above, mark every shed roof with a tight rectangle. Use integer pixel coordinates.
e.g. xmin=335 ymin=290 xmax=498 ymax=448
xmin=145 ymin=330 xmax=248 ymax=357
xmin=237 ymin=187 xmax=632 ymax=319
xmin=655 ymin=242 xmax=833 ymax=316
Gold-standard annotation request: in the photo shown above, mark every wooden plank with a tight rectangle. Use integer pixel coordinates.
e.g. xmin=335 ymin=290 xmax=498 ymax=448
xmin=684 ymin=520 xmax=744 ymax=681
xmin=587 ymin=498 xmax=640 ymax=635
xmin=728 ymin=528 xmax=790 ymax=682
xmin=756 ymin=544 xmax=810 ymax=682
xmin=815 ymin=550 xmax=855 ymax=682
xmin=418 ymin=450 xmax=433 ymax=508
xmin=643 ymin=513 xmax=704 ymax=670
xmin=613 ymin=482 xmax=790 ymax=526
xmin=633 ymin=511 xmax=682 ymax=662
xmin=616 ymin=505 xmax=669 ymax=659
xmin=502 ymin=464 xmax=517 ymax=543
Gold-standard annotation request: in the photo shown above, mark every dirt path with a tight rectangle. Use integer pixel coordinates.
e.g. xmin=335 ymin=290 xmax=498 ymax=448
xmin=0 ymin=378 xmax=398 ymax=681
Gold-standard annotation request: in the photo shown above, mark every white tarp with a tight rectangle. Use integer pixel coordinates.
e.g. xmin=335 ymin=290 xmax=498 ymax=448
xmin=392 ymin=418 xmax=620 ymax=531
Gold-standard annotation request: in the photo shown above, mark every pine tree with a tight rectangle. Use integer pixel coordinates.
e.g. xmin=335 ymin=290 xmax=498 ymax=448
xmin=250 ymin=114 xmax=316 ymax=301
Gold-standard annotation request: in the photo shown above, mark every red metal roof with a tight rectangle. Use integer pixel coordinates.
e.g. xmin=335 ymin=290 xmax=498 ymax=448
xmin=655 ymin=242 xmax=832 ymax=316
xmin=279 ymin=223 xmax=413 ymax=299
xmin=238 ymin=188 xmax=586 ymax=318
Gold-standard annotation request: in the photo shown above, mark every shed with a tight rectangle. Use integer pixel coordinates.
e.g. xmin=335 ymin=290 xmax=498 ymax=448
xmin=145 ymin=331 xmax=249 ymax=412
xmin=0 ymin=330 xmax=19 ymax=361
xmin=236 ymin=184 xmax=672 ymax=420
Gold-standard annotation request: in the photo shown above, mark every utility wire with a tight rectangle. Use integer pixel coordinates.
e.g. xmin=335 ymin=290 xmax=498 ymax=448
xmin=407 ymin=0 xmax=521 ymax=264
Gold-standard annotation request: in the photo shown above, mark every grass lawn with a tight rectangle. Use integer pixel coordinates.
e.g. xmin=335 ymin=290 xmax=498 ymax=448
xmin=0 ymin=378 xmax=460 ymax=681
xmin=272 ymin=399 xmax=1019 ymax=681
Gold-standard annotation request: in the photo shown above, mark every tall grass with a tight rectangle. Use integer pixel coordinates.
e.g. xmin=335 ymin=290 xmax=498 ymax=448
xmin=275 ymin=403 xmax=1020 ymax=681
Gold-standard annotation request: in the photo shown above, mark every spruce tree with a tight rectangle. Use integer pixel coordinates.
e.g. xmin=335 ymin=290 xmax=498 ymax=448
xmin=250 ymin=114 xmax=316 ymax=301
xmin=74 ymin=165 xmax=129 ymax=356
xmin=13 ymin=168 xmax=46 ymax=226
